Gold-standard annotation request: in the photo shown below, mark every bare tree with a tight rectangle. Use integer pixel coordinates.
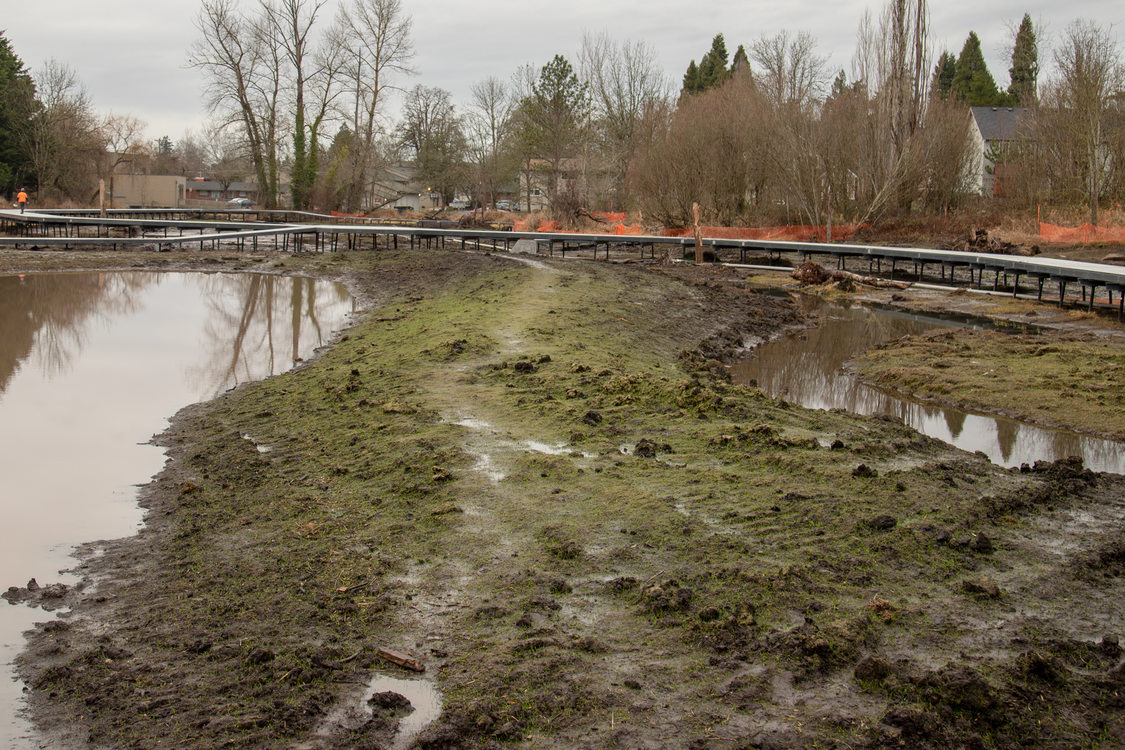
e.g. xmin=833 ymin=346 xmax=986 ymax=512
xmin=99 ymin=113 xmax=149 ymax=209
xmin=750 ymin=31 xmax=829 ymax=108
xmin=190 ymin=0 xmax=284 ymax=208
xmin=631 ymin=75 xmax=770 ymax=226
xmin=397 ymin=85 xmax=466 ymax=204
xmin=1044 ymin=19 xmax=1123 ymax=224
xmin=262 ymin=0 xmax=327 ymax=210
xmin=337 ymin=0 xmax=414 ymax=211
xmin=26 ymin=60 xmax=102 ymax=202
xmin=466 ymin=76 xmax=515 ymax=208
xmin=580 ymin=32 xmax=669 ymax=208
xmin=847 ymin=0 xmax=932 ymax=215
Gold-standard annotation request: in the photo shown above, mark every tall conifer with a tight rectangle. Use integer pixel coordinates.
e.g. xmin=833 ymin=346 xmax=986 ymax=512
xmin=1008 ymin=13 xmax=1038 ymax=104
xmin=952 ymin=32 xmax=1002 ymax=106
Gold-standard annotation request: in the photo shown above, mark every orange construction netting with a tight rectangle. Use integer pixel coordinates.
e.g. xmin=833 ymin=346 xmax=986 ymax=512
xmin=508 ymin=220 xmax=863 ymax=240
xmin=662 ymin=224 xmax=866 ymax=242
xmin=1038 ymin=222 xmax=1125 ymax=243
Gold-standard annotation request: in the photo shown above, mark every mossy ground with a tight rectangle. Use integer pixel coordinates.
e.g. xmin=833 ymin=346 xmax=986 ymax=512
xmin=3 ymin=247 xmax=1123 ymax=748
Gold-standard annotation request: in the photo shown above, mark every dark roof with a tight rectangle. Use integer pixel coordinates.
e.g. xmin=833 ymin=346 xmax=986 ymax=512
xmin=970 ymin=106 xmax=1030 ymax=142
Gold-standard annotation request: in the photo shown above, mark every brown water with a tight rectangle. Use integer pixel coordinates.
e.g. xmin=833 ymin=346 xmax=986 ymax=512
xmin=0 ymin=271 xmax=355 ymax=748
xmin=730 ymin=297 xmax=1125 ymax=474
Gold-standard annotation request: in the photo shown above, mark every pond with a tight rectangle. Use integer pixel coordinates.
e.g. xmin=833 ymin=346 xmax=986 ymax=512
xmin=0 ymin=271 xmax=355 ymax=748
xmin=729 ymin=296 xmax=1125 ymax=474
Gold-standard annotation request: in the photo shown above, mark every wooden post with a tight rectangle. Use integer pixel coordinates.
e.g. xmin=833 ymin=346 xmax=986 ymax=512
xmin=99 ymin=179 xmax=106 ymax=217
xmin=692 ymin=202 xmax=703 ymax=265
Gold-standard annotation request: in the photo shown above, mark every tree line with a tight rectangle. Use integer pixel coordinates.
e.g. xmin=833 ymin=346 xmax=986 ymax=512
xmin=3 ymin=1 xmax=1123 ymax=226
xmin=0 ymin=34 xmax=150 ymax=205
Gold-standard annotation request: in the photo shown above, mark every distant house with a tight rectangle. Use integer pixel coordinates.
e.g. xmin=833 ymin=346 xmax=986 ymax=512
xmin=369 ymin=163 xmax=443 ymax=212
xmin=518 ymin=158 xmax=583 ymax=213
xmin=185 ymin=178 xmax=262 ymax=205
xmin=968 ymin=106 xmax=1030 ymax=197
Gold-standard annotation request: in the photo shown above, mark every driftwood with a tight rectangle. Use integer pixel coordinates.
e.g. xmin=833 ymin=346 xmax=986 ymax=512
xmin=831 ymin=270 xmax=911 ymax=289
xmin=377 ymin=647 xmax=425 ymax=673
xmin=792 ymin=261 xmax=910 ymax=289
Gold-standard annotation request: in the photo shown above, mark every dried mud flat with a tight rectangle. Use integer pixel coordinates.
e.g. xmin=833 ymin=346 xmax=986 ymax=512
xmin=2 ymin=247 xmax=1124 ymax=749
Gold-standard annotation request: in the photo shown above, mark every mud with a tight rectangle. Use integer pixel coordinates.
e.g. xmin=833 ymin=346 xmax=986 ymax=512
xmin=1 ymin=247 xmax=1123 ymax=749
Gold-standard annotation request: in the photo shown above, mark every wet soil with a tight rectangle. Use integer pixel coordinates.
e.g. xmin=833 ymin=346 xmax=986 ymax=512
xmin=2 ymin=247 xmax=1124 ymax=749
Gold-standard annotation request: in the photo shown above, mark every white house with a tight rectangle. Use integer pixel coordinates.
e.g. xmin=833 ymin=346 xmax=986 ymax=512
xmin=967 ymin=106 xmax=1030 ymax=197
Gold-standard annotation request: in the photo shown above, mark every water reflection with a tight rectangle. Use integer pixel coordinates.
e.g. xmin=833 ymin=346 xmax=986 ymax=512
xmin=730 ymin=297 xmax=1125 ymax=474
xmin=0 ymin=271 xmax=355 ymax=749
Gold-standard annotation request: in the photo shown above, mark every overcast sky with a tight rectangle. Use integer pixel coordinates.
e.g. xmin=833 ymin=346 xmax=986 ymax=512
xmin=2 ymin=1 xmax=1122 ymax=144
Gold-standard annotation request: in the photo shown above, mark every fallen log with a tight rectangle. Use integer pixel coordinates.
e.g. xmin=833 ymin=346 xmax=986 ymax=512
xmin=791 ymin=261 xmax=911 ymax=289
xmin=830 ymin=269 xmax=912 ymax=290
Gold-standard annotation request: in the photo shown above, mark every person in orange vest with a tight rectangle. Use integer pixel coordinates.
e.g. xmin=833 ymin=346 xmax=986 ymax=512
xmin=16 ymin=188 xmax=28 ymax=214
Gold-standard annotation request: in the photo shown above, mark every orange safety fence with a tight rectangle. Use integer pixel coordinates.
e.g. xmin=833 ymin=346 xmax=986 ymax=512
xmin=663 ymin=224 xmax=866 ymax=242
xmin=1039 ymin=222 xmax=1125 ymax=243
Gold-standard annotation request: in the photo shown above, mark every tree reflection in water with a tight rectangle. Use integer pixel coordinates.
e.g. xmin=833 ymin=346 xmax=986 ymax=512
xmin=0 ymin=273 xmax=158 ymax=393
xmin=193 ymin=273 xmax=351 ymax=396
xmin=730 ymin=297 xmax=1125 ymax=473
xmin=0 ymin=271 xmax=354 ymax=403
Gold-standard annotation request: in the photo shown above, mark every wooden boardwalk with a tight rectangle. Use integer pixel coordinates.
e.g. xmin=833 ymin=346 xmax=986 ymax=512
xmin=3 ymin=208 xmax=1124 ymax=317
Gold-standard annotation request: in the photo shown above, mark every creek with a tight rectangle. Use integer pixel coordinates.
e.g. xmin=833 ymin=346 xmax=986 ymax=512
xmin=730 ymin=295 xmax=1125 ymax=474
xmin=0 ymin=270 xmax=355 ymax=749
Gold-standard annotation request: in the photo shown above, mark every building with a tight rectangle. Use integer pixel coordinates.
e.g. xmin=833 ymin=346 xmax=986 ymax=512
xmin=114 ymin=175 xmax=187 ymax=208
xmin=968 ymin=106 xmax=1030 ymax=197
xmin=369 ymin=164 xmax=443 ymax=212
xmin=185 ymin=179 xmax=262 ymax=206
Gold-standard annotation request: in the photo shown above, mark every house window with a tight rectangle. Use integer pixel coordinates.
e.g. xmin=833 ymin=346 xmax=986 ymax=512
xmin=531 ymin=188 xmax=542 ymax=197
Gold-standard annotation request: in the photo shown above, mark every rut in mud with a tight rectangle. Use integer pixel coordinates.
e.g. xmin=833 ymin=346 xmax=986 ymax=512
xmin=3 ymin=248 xmax=1123 ymax=749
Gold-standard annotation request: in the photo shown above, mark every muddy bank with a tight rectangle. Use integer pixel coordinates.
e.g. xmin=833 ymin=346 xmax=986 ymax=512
xmin=3 ymin=248 xmax=1124 ymax=748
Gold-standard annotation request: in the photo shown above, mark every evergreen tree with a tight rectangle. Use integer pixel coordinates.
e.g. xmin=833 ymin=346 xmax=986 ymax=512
xmin=932 ymin=51 xmax=957 ymax=99
xmin=828 ymin=69 xmax=848 ymax=101
xmin=1008 ymin=13 xmax=1038 ymax=104
xmin=731 ymin=44 xmax=750 ymax=77
xmin=698 ymin=34 xmax=730 ymax=89
xmin=952 ymin=32 xmax=1002 ymax=106
xmin=0 ymin=32 xmax=37 ymax=195
xmin=682 ymin=60 xmax=702 ymax=95
xmin=520 ymin=54 xmax=590 ymax=207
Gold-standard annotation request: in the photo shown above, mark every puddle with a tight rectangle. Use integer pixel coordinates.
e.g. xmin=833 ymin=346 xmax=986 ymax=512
xmin=451 ymin=416 xmax=493 ymax=431
xmin=730 ymin=296 xmax=1125 ymax=473
xmin=0 ymin=271 xmax=354 ymax=749
xmin=472 ymin=452 xmax=507 ymax=483
xmin=447 ymin=414 xmax=596 ymax=482
xmin=363 ymin=674 xmax=443 ymax=749
xmin=523 ymin=439 xmax=571 ymax=455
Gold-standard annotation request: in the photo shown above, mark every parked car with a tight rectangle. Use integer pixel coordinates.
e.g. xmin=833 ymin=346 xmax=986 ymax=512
xmin=496 ymin=200 xmax=519 ymax=212
xmin=448 ymin=199 xmax=469 ymax=210
xmin=226 ymin=198 xmax=254 ymax=208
